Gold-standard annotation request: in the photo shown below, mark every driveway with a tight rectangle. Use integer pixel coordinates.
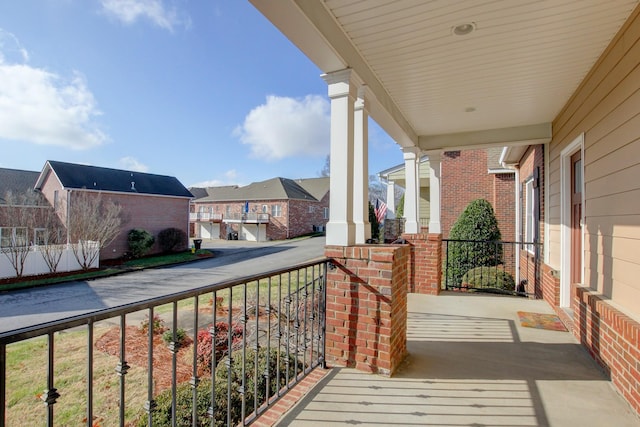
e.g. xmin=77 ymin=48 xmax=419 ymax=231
xmin=0 ymin=236 xmax=326 ymax=334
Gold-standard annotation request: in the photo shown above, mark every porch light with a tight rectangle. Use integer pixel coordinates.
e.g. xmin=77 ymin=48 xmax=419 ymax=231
xmin=452 ymin=22 xmax=476 ymax=36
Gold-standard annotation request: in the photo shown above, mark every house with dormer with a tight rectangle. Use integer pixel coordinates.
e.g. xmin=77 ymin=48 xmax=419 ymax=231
xmin=34 ymin=161 xmax=193 ymax=260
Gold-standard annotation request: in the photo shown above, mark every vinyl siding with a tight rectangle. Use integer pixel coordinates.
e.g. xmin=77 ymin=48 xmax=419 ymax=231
xmin=549 ymin=5 xmax=640 ymax=314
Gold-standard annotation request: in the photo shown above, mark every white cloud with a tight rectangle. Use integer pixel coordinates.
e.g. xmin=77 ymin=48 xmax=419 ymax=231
xmin=100 ymin=0 xmax=190 ymax=32
xmin=118 ymin=156 xmax=149 ymax=172
xmin=0 ymin=30 xmax=107 ymax=149
xmin=235 ymin=95 xmax=330 ymax=161
xmin=190 ymin=170 xmax=241 ymax=188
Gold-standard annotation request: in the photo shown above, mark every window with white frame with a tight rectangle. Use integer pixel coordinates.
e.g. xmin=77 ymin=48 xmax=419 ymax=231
xmin=34 ymin=228 xmax=48 ymax=246
xmin=323 ymin=207 xmax=329 ymax=220
xmin=225 ymin=205 xmax=231 ymax=216
xmin=54 ymin=190 xmax=59 ymax=210
xmin=271 ymin=204 xmax=281 ymax=217
xmin=525 ymin=178 xmax=535 ymax=252
xmin=0 ymin=227 xmax=28 ymax=247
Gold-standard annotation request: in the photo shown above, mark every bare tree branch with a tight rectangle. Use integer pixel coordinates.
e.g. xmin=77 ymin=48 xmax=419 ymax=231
xmin=67 ymin=192 xmax=123 ymax=270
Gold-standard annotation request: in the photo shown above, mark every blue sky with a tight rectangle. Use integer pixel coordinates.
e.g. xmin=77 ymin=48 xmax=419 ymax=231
xmin=0 ymin=0 xmax=402 ymax=188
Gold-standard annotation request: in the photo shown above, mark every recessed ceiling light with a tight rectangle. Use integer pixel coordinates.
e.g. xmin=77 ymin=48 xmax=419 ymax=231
xmin=452 ymin=22 xmax=476 ymax=36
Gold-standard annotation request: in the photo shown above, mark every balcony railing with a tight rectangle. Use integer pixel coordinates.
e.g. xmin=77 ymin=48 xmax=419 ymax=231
xmin=223 ymin=213 xmax=270 ymax=224
xmin=189 ymin=212 xmax=224 ymax=222
xmin=0 ymin=260 xmax=328 ymax=426
xmin=443 ymin=239 xmax=541 ymax=296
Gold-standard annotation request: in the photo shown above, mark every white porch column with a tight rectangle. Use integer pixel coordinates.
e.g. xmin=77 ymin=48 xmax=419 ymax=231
xmin=354 ymin=86 xmax=371 ymax=244
xmin=403 ymin=147 xmax=420 ymax=233
xmin=323 ymin=69 xmax=358 ymax=246
xmin=386 ymin=180 xmax=396 ymax=219
xmin=426 ymin=151 xmax=442 ymax=234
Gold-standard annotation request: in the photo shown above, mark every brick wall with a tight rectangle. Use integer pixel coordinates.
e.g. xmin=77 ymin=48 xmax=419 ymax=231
xmin=573 ymin=285 xmax=640 ymax=415
xmin=324 ymin=244 xmax=409 ymax=376
xmin=518 ymin=145 xmax=545 ymax=297
xmin=192 ymin=195 xmax=329 ymax=241
xmin=441 ymin=149 xmax=515 ymax=239
xmin=402 ymin=232 xmax=442 ymax=295
xmin=98 ymin=192 xmax=190 ymax=260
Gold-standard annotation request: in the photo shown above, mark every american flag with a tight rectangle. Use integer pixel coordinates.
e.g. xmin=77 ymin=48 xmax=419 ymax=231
xmin=375 ymin=199 xmax=387 ymax=223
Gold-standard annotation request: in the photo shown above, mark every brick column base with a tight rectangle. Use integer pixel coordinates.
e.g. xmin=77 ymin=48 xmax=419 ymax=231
xmin=402 ymin=232 xmax=442 ymax=295
xmin=324 ymin=244 xmax=410 ymax=376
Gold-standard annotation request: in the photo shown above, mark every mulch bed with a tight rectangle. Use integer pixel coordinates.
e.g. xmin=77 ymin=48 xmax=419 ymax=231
xmin=95 ymin=326 xmax=195 ymax=393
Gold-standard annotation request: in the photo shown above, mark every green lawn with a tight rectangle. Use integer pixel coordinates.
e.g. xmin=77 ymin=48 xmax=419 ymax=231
xmin=0 ymin=249 xmax=214 ymax=292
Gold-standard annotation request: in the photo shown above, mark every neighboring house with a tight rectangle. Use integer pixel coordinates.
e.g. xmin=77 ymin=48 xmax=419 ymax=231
xmin=190 ymin=177 xmax=329 ymax=241
xmin=34 ymin=161 xmax=193 ymax=260
xmin=0 ymin=168 xmax=53 ymax=247
xmin=378 ymin=148 xmax=516 ymax=240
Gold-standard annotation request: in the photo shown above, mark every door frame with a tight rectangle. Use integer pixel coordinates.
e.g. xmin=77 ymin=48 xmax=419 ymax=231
xmin=560 ymin=133 xmax=584 ymax=307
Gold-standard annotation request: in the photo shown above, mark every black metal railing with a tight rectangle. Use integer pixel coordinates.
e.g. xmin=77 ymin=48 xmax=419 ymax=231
xmin=443 ymin=239 xmax=541 ymax=296
xmin=0 ymin=259 xmax=328 ymax=426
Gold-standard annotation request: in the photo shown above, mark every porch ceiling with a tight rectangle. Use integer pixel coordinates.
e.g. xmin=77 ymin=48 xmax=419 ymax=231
xmin=250 ymin=0 xmax=639 ymax=151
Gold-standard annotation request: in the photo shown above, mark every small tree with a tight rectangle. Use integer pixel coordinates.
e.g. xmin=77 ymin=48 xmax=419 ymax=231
xmin=127 ymin=228 xmax=155 ymax=258
xmin=445 ymin=199 xmax=503 ymax=286
xmin=396 ymin=193 xmax=405 ymax=218
xmin=158 ymin=227 xmax=187 ymax=253
xmin=0 ymin=190 xmax=41 ymax=277
xmin=68 ymin=191 xmax=122 ymax=270
xmin=368 ymin=201 xmax=380 ymax=242
xmin=39 ymin=206 xmax=67 ymax=273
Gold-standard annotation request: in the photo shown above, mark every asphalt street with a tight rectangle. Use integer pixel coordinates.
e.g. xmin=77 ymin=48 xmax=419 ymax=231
xmin=0 ymin=236 xmax=326 ymax=334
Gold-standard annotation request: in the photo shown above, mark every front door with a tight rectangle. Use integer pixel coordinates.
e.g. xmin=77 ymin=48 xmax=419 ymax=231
xmin=571 ymin=151 xmax=582 ymax=285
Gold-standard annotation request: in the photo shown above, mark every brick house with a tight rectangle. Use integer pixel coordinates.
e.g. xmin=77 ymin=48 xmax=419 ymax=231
xmin=379 ymin=147 xmax=516 ymax=240
xmin=190 ymin=177 xmax=329 ymax=241
xmin=34 ymin=161 xmax=193 ymax=260
xmin=0 ymin=168 xmax=57 ymax=247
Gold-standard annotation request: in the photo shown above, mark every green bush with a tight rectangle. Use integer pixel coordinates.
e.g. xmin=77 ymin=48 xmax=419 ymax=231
xmin=139 ymin=314 xmax=166 ymax=335
xmin=445 ymin=199 xmax=503 ymax=286
xmin=369 ymin=201 xmax=380 ymax=242
xmin=461 ymin=266 xmax=515 ymax=291
xmin=158 ymin=227 xmax=187 ymax=253
xmin=162 ymin=328 xmax=187 ymax=348
xmin=127 ymin=228 xmax=155 ymax=258
xmin=138 ymin=347 xmax=303 ymax=427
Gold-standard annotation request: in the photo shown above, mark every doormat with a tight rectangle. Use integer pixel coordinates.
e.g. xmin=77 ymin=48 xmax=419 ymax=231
xmin=517 ymin=311 xmax=567 ymax=331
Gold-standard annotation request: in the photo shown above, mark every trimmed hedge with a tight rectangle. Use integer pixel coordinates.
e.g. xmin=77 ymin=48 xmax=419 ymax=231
xmin=446 ymin=199 xmax=503 ymax=286
xmin=158 ymin=227 xmax=187 ymax=253
xmin=461 ymin=266 xmax=515 ymax=291
xmin=127 ymin=228 xmax=155 ymax=258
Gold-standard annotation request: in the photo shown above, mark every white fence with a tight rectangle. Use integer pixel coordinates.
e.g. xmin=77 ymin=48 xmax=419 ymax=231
xmin=0 ymin=243 xmax=100 ymax=280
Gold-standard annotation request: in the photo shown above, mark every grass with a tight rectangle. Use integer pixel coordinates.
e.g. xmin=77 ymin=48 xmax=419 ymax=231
xmin=5 ymin=327 xmax=149 ymax=426
xmin=0 ymin=249 xmax=213 ymax=292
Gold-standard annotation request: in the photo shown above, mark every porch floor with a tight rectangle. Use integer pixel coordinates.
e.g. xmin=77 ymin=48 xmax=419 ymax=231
xmin=274 ymin=292 xmax=639 ymax=426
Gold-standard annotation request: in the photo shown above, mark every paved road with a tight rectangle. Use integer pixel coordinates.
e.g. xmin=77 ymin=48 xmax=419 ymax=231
xmin=0 ymin=236 xmax=326 ymax=334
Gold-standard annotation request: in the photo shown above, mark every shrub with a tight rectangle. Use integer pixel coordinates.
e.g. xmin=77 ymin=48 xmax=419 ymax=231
xmin=137 ymin=347 xmax=303 ymax=427
xmin=158 ymin=227 xmax=187 ymax=253
xmin=461 ymin=266 xmax=515 ymax=291
xmin=196 ymin=322 xmax=244 ymax=374
xmin=139 ymin=314 xmax=166 ymax=335
xmin=127 ymin=228 xmax=155 ymax=258
xmin=162 ymin=327 xmax=187 ymax=348
xmin=445 ymin=199 xmax=503 ymax=287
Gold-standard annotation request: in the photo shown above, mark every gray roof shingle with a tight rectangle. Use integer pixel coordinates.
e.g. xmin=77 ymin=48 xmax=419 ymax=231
xmin=192 ymin=177 xmax=328 ymax=203
xmin=0 ymin=168 xmax=41 ymax=204
xmin=39 ymin=161 xmax=193 ymax=198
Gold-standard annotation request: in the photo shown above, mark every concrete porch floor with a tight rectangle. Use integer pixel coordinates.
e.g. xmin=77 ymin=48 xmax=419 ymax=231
xmin=275 ymin=292 xmax=640 ymax=426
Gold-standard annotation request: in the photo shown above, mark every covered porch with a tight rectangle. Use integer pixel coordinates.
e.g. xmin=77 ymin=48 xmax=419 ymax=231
xmin=267 ymin=293 xmax=639 ymax=426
